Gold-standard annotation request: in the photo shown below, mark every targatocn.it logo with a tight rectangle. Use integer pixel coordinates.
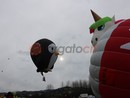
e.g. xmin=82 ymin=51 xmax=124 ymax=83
xmin=48 ymin=44 xmax=94 ymax=55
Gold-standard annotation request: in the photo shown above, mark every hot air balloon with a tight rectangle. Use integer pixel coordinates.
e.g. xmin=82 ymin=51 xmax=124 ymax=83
xmin=30 ymin=38 xmax=59 ymax=81
xmin=89 ymin=10 xmax=130 ymax=98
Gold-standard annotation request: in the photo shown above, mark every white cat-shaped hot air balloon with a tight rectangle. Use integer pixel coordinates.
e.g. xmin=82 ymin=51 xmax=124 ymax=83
xmin=89 ymin=10 xmax=130 ymax=98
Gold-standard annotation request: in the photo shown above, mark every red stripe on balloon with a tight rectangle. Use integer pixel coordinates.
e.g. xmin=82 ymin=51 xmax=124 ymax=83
xmin=99 ymin=19 xmax=130 ymax=98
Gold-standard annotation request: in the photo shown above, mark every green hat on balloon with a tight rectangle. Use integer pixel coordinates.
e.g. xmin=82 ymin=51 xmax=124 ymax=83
xmin=89 ymin=10 xmax=112 ymax=33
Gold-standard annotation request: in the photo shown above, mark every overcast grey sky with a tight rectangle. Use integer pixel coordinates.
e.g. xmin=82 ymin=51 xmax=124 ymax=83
xmin=0 ymin=0 xmax=130 ymax=92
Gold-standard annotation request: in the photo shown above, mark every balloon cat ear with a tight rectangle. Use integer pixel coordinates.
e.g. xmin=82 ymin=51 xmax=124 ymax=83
xmin=112 ymin=15 xmax=115 ymax=23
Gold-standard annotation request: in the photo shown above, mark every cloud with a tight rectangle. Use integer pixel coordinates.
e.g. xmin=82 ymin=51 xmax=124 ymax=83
xmin=0 ymin=0 xmax=129 ymax=92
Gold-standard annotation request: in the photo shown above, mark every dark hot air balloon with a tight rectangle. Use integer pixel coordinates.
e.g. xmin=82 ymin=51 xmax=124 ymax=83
xmin=30 ymin=38 xmax=59 ymax=81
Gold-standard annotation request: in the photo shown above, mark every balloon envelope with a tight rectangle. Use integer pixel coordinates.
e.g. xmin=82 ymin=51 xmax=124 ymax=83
xmin=90 ymin=19 xmax=130 ymax=98
xmin=30 ymin=38 xmax=58 ymax=73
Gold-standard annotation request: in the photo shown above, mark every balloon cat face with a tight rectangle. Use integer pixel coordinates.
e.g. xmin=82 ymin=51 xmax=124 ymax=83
xmin=90 ymin=10 xmax=115 ymax=46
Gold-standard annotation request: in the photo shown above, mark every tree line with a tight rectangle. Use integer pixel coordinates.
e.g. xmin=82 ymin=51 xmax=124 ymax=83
xmin=46 ymin=80 xmax=88 ymax=89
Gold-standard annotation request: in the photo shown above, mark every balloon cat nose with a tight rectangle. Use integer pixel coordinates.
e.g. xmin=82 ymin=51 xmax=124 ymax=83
xmin=95 ymin=37 xmax=98 ymax=41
